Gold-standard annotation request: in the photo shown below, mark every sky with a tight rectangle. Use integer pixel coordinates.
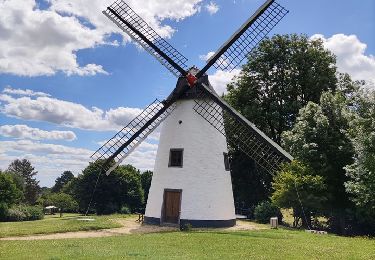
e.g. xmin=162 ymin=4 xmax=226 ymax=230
xmin=0 ymin=0 xmax=374 ymax=187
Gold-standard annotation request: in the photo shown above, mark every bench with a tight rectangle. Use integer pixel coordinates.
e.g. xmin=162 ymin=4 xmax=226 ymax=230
xmin=136 ymin=213 xmax=144 ymax=223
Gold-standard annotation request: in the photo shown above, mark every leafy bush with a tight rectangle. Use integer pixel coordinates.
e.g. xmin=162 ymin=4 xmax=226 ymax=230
xmin=76 ymin=163 xmax=144 ymax=215
xmin=0 ymin=203 xmax=9 ymax=221
xmin=120 ymin=205 xmax=131 ymax=214
xmin=180 ymin=223 xmax=192 ymax=232
xmin=254 ymin=201 xmax=282 ymax=224
xmin=7 ymin=208 xmax=26 ymax=222
xmin=26 ymin=205 xmax=44 ymax=220
xmin=49 ymin=193 xmax=79 ymax=215
xmin=5 ymin=205 xmax=44 ymax=222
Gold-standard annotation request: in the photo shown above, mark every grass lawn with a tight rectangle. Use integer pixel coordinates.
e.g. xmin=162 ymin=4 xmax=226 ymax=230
xmin=0 ymin=227 xmax=374 ymax=259
xmin=0 ymin=213 xmax=121 ymax=238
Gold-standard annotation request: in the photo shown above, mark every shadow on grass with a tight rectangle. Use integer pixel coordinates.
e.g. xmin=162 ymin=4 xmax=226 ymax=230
xmin=194 ymin=230 xmax=294 ymax=240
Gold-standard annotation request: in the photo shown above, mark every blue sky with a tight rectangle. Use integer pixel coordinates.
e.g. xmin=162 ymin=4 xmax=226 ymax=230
xmin=0 ymin=0 xmax=374 ymax=187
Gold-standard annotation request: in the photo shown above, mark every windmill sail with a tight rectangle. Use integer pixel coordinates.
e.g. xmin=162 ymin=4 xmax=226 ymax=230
xmin=193 ymin=83 xmax=292 ymax=174
xmin=103 ymin=0 xmax=188 ymax=77
xmin=197 ymin=0 xmax=288 ymax=77
xmin=91 ymin=99 xmax=176 ymax=175
xmin=97 ymin=0 xmax=291 ymax=175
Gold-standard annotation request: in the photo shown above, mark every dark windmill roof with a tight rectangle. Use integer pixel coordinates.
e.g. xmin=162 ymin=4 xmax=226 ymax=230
xmin=165 ymin=66 xmax=217 ymax=102
xmin=177 ymin=74 xmax=217 ymax=101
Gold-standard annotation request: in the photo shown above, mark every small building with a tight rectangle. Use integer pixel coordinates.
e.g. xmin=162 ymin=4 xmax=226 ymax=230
xmin=45 ymin=206 xmax=58 ymax=215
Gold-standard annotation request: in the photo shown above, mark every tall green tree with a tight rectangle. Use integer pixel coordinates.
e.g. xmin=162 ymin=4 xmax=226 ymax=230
xmin=141 ymin=170 xmax=153 ymax=207
xmin=225 ymin=34 xmax=337 ymax=209
xmin=52 ymin=171 xmax=75 ymax=193
xmin=76 ymin=162 xmax=144 ymax=215
xmin=226 ymin=34 xmax=337 ymax=144
xmin=272 ymin=161 xmax=327 ymax=228
xmin=49 ymin=193 xmax=78 ymax=217
xmin=345 ymin=91 xmax=375 ymax=232
xmin=0 ymin=171 xmax=23 ymax=206
xmin=7 ymin=159 xmax=40 ymax=205
xmin=282 ymin=91 xmax=355 ymax=233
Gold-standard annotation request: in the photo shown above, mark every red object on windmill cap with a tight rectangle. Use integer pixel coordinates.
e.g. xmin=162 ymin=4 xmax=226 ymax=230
xmin=187 ymin=73 xmax=197 ymax=87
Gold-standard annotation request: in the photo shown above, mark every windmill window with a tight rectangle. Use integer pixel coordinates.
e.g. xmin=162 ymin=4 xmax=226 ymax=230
xmin=169 ymin=149 xmax=184 ymax=168
xmin=223 ymin=152 xmax=230 ymax=171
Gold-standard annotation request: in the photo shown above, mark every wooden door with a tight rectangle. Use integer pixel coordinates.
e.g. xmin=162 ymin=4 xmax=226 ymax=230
xmin=163 ymin=190 xmax=181 ymax=224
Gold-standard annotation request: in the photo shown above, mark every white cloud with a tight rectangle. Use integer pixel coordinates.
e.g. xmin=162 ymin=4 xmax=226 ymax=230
xmin=311 ymin=34 xmax=375 ymax=83
xmin=97 ymin=138 xmax=159 ymax=172
xmin=50 ymin=0 xmax=203 ymax=39
xmin=0 ymin=140 xmax=93 ymax=186
xmin=0 ymin=139 xmax=91 ymax=157
xmin=0 ymin=93 xmax=142 ymax=131
xmin=3 ymin=86 xmax=50 ymax=97
xmin=0 ymin=0 xmax=108 ymax=77
xmin=0 ymin=125 xmax=76 ymax=141
xmin=104 ymin=107 xmax=144 ymax=128
xmin=0 ymin=0 xmax=203 ymax=77
xmin=0 ymin=87 xmax=171 ymax=134
xmin=206 ymin=2 xmax=219 ymax=15
xmin=0 ymin=137 xmax=158 ymax=186
xmin=209 ymin=69 xmax=241 ymax=95
xmin=199 ymin=51 xmax=215 ymax=61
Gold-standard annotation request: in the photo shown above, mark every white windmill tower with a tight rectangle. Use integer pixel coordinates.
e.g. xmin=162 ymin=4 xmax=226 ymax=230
xmin=92 ymin=0 xmax=292 ymax=227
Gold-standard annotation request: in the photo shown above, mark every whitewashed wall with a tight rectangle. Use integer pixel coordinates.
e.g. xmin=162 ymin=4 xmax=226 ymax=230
xmin=145 ymin=99 xmax=235 ymax=221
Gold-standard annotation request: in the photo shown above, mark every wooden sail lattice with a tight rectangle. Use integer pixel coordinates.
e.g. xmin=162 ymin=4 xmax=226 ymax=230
xmin=193 ymin=85 xmax=292 ymax=174
xmin=103 ymin=0 xmax=188 ymax=77
xmin=209 ymin=0 xmax=288 ymax=72
xmin=91 ymin=99 xmax=175 ymax=174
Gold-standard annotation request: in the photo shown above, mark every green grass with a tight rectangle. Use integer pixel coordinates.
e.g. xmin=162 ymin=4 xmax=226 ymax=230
xmin=0 ymin=228 xmax=374 ymax=259
xmin=0 ymin=213 xmax=121 ymax=238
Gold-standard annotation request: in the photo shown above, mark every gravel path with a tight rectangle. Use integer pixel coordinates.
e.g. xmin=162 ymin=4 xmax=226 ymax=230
xmin=0 ymin=218 xmax=261 ymax=241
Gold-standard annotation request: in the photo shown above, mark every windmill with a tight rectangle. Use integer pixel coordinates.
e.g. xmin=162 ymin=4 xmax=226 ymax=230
xmin=92 ymin=0 xmax=292 ymax=227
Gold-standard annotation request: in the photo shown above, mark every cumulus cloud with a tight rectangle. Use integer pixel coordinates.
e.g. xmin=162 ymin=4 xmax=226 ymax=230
xmin=0 ymin=0 xmax=203 ymax=77
xmin=0 ymin=137 xmax=158 ymax=186
xmin=0 ymin=140 xmax=93 ymax=186
xmin=97 ymin=137 xmax=159 ymax=172
xmin=209 ymin=69 xmax=241 ymax=95
xmin=3 ymin=86 xmax=50 ymax=97
xmin=0 ymin=139 xmax=91 ymax=157
xmin=205 ymin=2 xmax=219 ymax=15
xmin=199 ymin=51 xmax=216 ymax=61
xmin=0 ymin=93 xmax=143 ymax=131
xmin=0 ymin=125 xmax=76 ymax=141
xmin=0 ymin=0 xmax=108 ymax=77
xmin=311 ymin=34 xmax=375 ymax=83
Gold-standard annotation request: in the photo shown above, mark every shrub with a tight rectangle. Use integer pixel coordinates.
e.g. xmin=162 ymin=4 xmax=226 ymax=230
xmin=120 ymin=205 xmax=131 ymax=214
xmin=26 ymin=205 xmax=44 ymax=220
xmin=254 ymin=201 xmax=282 ymax=224
xmin=0 ymin=203 xmax=9 ymax=221
xmin=5 ymin=205 xmax=44 ymax=222
xmin=180 ymin=223 xmax=192 ymax=232
xmin=7 ymin=208 xmax=26 ymax=222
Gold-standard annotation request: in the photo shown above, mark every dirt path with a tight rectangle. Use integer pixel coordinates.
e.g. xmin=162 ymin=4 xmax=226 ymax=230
xmin=0 ymin=218 xmax=261 ymax=241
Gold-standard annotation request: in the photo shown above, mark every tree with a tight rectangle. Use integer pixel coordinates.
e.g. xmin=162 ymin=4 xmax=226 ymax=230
xmin=272 ymin=161 xmax=326 ymax=228
xmin=75 ymin=162 xmax=144 ymax=215
xmin=141 ymin=170 xmax=153 ymax=207
xmin=52 ymin=171 xmax=75 ymax=193
xmin=49 ymin=193 xmax=78 ymax=217
xmin=345 ymin=90 xmax=375 ymax=233
xmin=225 ymin=34 xmax=337 ymax=210
xmin=282 ymin=91 xmax=355 ymax=233
xmin=37 ymin=187 xmax=53 ymax=207
xmin=7 ymin=159 xmax=40 ymax=205
xmin=230 ymin=153 xmax=272 ymax=213
xmin=0 ymin=171 xmax=23 ymax=206
xmin=226 ymin=34 xmax=337 ymax=144
xmin=253 ymin=201 xmax=282 ymax=224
